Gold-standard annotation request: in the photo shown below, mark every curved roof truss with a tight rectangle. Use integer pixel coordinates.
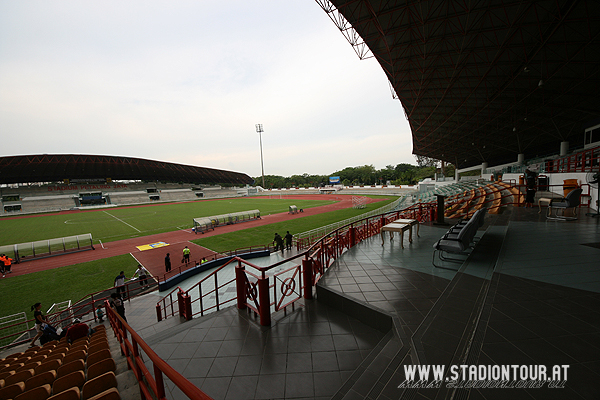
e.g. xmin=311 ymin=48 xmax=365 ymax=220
xmin=319 ymin=0 xmax=600 ymax=168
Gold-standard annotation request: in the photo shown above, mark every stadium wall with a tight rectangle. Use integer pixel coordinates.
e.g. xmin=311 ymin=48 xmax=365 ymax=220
xmin=0 ymin=183 xmax=247 ymax=215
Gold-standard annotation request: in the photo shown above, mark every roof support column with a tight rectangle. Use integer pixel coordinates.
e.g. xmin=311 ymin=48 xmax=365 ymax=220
xmin=481 ymin=162 xmax=488 ymax=177
xmin=518 ymin=153 xmax=525 ymax=164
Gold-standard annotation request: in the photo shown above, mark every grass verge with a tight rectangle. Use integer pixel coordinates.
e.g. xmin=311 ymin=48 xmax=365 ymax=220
xmin=0 ymin=254 xmax=137 ymax=318
xmin=193 ymin=196 xmax=397 ymax=252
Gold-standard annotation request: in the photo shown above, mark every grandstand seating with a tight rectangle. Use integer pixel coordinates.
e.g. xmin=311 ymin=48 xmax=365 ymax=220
xmin=0 ymin=325 xmax=122 ymax=400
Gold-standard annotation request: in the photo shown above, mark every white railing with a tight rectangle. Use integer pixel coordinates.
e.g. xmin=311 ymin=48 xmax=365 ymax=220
xmin=0 ymin=312 xmax=29 ymax=347
xmin=294 ymin=196 xmax=405 ymax=244
xmin=47 ymin=300 xmax=73 ymax=329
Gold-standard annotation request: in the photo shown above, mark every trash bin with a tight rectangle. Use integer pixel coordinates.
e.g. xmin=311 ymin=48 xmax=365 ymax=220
xmin=519 ymin=175 xmax=525 ymax=186
xmin=538 ymin=175 xmax=549 ymax=191
xmin=563 ymin=179 xmax=579 ymax=196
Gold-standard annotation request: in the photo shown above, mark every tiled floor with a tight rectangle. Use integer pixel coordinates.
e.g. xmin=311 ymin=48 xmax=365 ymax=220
xmin=121 ymin=206 xmax=600 ymax=399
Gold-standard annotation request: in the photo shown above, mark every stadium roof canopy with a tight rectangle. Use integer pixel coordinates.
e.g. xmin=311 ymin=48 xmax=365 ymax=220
xmin=319 ymin=0 xmax=600 ymax=168
xmin=0 ymin=154 xmax=254 ymax=186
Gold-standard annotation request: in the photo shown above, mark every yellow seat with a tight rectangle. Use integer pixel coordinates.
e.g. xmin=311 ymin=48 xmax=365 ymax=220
xmin=81 ymin=372 xmax=117 ymax=400
xmin=16 ymin=362 xmax=41 ymax=373
xmin=15 ymin=384 xmax=52 ymax=400
xmin=0 ymin=371 xmax=15 ymax=382
xmin=25 ymin=370 xmax=56 ymax=391
xmin=52 ymin=370 xmax=85 ymax=395
xmin=86 ymin=350 xmax=111 ymax=369
xmin=87 ymin=387 xmax=121 ymax=400
xmin=0 ymin=381 xmax=25 ymax=400
xmin=34 ymin=359 xmax=62 ymax=376
xmin=44 ymin=353 xmax=66 ymax=363
xmin=24 ymin=347 xmax=39 ymax=354
xmin=71 ymin=336 xmax=89 ymax=346
xmin=4 ymin=369 xmax=34 ymax=386
xmin=86 ymin=358 xmax=116 ymax=381
xmin=87 ymin=342 xmax=109 ymax=356
xmin=28 ymin=355 xmax=47 ymax=364
xmin=47 ymin=386 xmax=80 ymax=400
xmin=63 ymin=350 xmax=86 ymax=366
xmin=67 ymin=344 xmax=88 ymax=355
xmin=56 ymin=360 xmax=84 ymax=379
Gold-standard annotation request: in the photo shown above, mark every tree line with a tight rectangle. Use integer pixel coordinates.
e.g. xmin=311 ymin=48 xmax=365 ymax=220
xmin=253 ymin=161 xmax=456 ymax=188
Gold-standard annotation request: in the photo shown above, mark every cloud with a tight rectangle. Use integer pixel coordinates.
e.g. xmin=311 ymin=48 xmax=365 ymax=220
xmin=0 ymin=1 xmax=415 ymax=177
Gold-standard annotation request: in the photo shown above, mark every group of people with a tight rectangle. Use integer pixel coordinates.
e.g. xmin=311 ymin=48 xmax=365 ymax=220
xmin=28 ymin=262 xmax=155 ymax=346
xmin=272 ymin=231 xmax=293 ymax=254
xmin=113 ymin=264 xmax=151 ymax=297
xmin=1 ymin=254 xmax=13 ymax=277
xmin=165 ymin=246 xmax=210 ymax=273
xmin=29 ymin=302 xmax=97 ymax=347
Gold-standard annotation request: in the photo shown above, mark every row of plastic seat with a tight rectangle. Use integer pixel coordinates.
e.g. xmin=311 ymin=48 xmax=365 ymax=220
xmin=0 ymin=325 xmax=120 ymax=400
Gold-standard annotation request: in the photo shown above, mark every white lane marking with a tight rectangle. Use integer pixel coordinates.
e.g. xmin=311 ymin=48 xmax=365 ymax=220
xmin=103 ymin=211 xmax=141 ymax=232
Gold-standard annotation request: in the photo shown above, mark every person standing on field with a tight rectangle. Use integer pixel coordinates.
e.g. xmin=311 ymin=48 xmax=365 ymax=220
xmin=182 ymin=246 xmax=191 ymax=265
xmin=165 ymin=253 xmax=171 ymax=273
xmin=114 ymin=271 xmax=127 ymax=298
xmin=273 ymin=233 xmax=284 ymax=255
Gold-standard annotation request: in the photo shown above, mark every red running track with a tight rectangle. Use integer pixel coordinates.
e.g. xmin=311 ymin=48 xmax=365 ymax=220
xmin=6 ymin=195 xmax=384 ymax=279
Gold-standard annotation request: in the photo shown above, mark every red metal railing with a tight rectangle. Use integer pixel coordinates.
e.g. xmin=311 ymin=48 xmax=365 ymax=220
xmin=0 ymin=278 xmax=155 ymax=350
xmin=545 ymin=146 xmax=600 ymax=173
xmin=156 ymin=203 xmax=438 ymax=325
xmin=106 ymin=301 xmax=212 ymax=400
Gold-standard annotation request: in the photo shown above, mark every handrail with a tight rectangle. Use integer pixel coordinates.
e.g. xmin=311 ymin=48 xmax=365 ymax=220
xmin=106 ymin=300 xmax=213 ymax=400
xmin=294 ymin=195 xmax=404 ymax=247
xmin=0 ymin=277 xmax=155 ymax=350
xmin=156 ymin=201 xmax=438 ymax=324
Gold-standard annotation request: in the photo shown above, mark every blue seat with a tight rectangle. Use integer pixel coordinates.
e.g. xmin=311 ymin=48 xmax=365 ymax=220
xmin=547 ymin=188 xmax=582 ymax=220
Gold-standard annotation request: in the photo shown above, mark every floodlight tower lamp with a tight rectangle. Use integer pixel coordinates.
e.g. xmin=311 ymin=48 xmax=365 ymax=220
xmin=255 ymin=124 xmax=265 ymax=189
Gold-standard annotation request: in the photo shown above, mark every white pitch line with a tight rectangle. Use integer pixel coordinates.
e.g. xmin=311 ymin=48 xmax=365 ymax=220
xmin=103 ymin=211 xmax=141 ymax=232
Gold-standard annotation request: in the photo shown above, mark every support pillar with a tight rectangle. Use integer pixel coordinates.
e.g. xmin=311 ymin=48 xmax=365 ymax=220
xmin=258 ymin=275 xmax=271 ymax=326
xmin=481 ymin=162 xmax=488 ymax=177
xmin=349 ymin=226 xmax=356 ymax=247
xmin=235 ymin=263 xmax=247 ymax=310
xmin=302 ymin=259 xmax=313 ymax=300
xmin=518 ymin=153 xmax=525 ymax=164
xmin=434 ymin=194 xmax=447 ymax=225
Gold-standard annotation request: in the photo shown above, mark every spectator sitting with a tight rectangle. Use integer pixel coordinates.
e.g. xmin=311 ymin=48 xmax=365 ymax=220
xmin=66 ymin=318 xmax=90 ymax=343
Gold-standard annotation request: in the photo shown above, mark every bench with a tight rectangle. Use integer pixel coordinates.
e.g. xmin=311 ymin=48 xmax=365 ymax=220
xmin=432 ymin=209 xmax=486 ymax=268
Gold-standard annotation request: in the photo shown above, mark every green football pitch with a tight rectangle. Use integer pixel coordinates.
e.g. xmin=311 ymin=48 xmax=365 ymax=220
xmin=0 ymin=197 xmax=336 ymax=246
xmin=0 ymin=195 xmax=397 ymax=319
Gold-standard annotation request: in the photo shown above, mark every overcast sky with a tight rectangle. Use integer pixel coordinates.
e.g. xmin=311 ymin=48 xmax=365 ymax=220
xmin=0 ymin=1 xmax=414 ymax=178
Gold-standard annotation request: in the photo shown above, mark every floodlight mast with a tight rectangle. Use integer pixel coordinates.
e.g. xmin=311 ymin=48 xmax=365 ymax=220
xmin=255 ymin=124 xmax=265 ymax=188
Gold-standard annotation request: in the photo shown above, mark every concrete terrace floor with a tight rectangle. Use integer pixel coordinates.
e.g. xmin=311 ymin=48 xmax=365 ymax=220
xmin=121 ymin=206 xmax=600 ymax=400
